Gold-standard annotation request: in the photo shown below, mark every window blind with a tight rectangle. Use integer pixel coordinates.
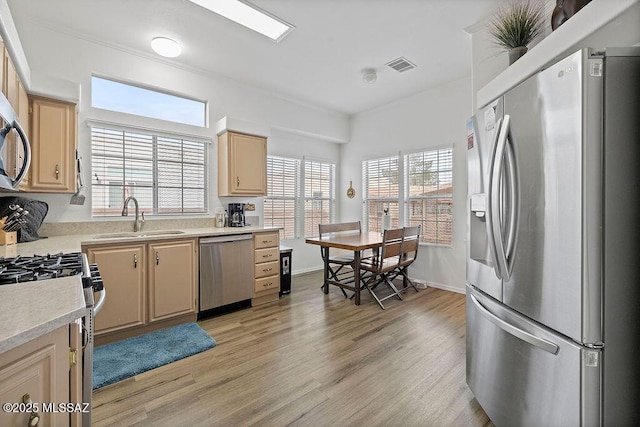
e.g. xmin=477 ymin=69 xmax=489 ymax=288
xmin=264 ymin=156 xmax=299 ymax=239
xmin=362 ymin=156 xmax=400 ymax=232
xmin=91 ymin=126 xmax=207 ymax=216
xmin=405 ymin=148 xmax=453 ymax=245
xmin=303 ymin=159 xmax=335 ymax=238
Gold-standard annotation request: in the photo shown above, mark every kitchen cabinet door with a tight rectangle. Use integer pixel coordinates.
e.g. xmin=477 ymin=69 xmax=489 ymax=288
xmin=2 ymin=48 xmax=20 ymax=182
xmin=218 ymin=131 xmax=267 ymax=196
xmin=86 ymin=244 xmax=146 ymax=335
xmin=0 ymin=39 xmax=4 ymax=96
xmin=148 ymin=239 xmax=198 ymax=322
xmin=3 ymin=47 xmax=18 ymax=110
xmin=17 ymin=79 xmax=30 ymax=190
xmin=0 ymin=325 xmax=70 ymax=427
xmin=28 ymin=96 xmax=77 ymax=193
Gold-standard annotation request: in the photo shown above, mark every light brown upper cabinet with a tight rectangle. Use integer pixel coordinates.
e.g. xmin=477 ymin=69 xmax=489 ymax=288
xmin=16 ymin=80 xmax=29 ymax=189
xmin=27 ymin=95 xmax=77 ymax=193
xmin=3 ymin=47 xmax=18 ymax=110
xmin=218 ymin=131 xmax=267 ymax=196
xmin=1 ymin=43 xmax=27 ymax=184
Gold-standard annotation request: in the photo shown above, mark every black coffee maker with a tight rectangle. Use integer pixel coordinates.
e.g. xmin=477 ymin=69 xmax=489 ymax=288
xmin=228 ymin=203 xmax=245 ymax=227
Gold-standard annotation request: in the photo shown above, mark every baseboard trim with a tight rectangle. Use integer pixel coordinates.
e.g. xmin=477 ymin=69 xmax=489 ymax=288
xmin=293 ymin=268 xmax=465 ymax=295
xmin=292 ymin=266 xmax=324 ymax=276
xmin=421 ymin=280 xmax=465 ymax=294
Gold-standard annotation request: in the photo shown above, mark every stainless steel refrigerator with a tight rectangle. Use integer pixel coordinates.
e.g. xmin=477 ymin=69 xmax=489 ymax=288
xmin=466 ymin=47 xmax=640 ymax=426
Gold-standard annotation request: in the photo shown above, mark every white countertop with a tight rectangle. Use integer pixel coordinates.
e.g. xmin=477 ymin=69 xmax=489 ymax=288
xmin=0 ymin=225 xmax=279 ymax=354
xmin=0 ymin=276 xmax=86 ymax=353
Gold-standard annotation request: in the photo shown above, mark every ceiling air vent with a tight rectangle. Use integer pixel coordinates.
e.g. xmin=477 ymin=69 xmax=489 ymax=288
xmin=386 ymin=57 xmax=417 ymax=73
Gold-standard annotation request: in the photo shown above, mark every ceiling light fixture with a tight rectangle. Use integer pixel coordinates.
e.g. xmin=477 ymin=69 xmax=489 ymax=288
xmin=151 ymin=37 xmax=182 ymax=57
xmin=362 ymin=69 xmax=377 ymax=84
xmin=188 ymin=0 xmax=294 ymax=42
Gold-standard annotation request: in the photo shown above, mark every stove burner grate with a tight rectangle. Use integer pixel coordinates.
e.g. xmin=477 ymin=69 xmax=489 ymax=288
xmin=0 ymin=252 xmax=86 ymax=285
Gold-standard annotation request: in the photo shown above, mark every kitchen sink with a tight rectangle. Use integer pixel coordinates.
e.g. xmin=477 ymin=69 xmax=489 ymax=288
xmin=93 ymin=230 xmax=186 ymax=239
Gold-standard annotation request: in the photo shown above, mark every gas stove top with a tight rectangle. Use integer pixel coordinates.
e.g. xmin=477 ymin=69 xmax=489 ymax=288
xmin=0 ymin=252 xmax=103 ymax=291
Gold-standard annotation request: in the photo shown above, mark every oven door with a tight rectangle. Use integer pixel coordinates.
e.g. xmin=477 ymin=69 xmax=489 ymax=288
xmin=0 ymin=93 xmax=31 ymax=191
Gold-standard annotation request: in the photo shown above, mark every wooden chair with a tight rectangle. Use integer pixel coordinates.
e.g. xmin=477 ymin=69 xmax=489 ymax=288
xmin=318 ymin=221 xmax=361 ymax=297
xmin=358 ymin=228 xmax=404 ymax=309
xmin=397 ymin=225 xmax=421 ymax=293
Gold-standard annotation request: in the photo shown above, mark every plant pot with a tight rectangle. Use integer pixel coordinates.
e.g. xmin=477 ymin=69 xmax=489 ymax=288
xmin=508 ymin=46 xmax=528 ymax=65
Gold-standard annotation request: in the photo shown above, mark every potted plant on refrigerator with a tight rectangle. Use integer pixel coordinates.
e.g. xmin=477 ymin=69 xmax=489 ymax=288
xmin=488 ymin=0 xmax=545 ymax=65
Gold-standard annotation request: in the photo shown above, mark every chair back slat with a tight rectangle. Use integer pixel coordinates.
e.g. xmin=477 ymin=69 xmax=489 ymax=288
xmin=401 ymin=225 xmax=420 ymax=265
xmin=319 ymin=221 xmax=361 ymax=237
xmin=379 ymin=228 xmax=403 ymax=266
xmin=318 ymin=221 xmax=362 ymax=262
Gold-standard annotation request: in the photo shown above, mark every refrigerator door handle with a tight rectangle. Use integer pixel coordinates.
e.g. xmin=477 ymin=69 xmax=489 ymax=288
xmin=470 ymin=294 xmax=559 ymax=354
xmin=486 ymin=117 xmax=503 ymax=280
xmin=503 ymin=122 xmax=519 ymax=278
xmin=485 ymin=118 xmax=502 ymax=279
xmin=489 ymin=116 xmax=509 ymax=280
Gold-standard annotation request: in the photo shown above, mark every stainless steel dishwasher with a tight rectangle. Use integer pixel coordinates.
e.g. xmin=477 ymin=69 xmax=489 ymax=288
xmin=199 ymin=234 xmax=254 ymax=313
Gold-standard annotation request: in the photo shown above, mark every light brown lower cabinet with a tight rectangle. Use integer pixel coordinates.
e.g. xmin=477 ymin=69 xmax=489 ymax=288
xmin=148 ymin=240 xmax=198 ymax=322
xmin=0 ymin=323 xmax=83 ymax=427
xmin=84 ymin=238 xmax=198 ymax=344
xmin=252 ymin=231 xmax=280 ymax=306
xmin=85 ymin=244 xmax=146 ymax=335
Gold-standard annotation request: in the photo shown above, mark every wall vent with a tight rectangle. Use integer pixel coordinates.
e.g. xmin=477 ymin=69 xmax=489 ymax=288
xmin=386 ymin=57 xmax=417 ymax=72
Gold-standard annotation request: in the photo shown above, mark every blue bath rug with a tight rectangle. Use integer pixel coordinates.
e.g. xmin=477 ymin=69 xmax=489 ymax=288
xmin=93 ymin=322 xmax=216 ymax=389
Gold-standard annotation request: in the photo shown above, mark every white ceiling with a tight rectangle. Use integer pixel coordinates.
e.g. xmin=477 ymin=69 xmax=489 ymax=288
xmin=7 ymin=0 xmax=506 ymax=115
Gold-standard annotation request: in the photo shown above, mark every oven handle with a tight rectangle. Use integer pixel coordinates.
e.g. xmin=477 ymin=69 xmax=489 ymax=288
xmin=81 ymin=323 xmax=89 ymax=350
xmin=94 ymin=289 xmax=106 ymax=316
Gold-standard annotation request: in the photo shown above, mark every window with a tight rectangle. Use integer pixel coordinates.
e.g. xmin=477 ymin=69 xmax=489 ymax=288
xmin=405 ymin=148 xmax=453 ymax=245
xmin=264 ymin=156 xmax=300 ymax=239
xmin=91 ymin=76 xmax=206 ymax=127
xmin=91 ymin=126 xmax=207 ymax=216
xmin=304 ymin=160 xmax=335 ymax=238
xmin=264 ymin=156 xmax=336 ymax=239
xmin=362 ymin=148 xmax=454 ymax=246
xmin=362 ymin=156 xmax=400 ymax=232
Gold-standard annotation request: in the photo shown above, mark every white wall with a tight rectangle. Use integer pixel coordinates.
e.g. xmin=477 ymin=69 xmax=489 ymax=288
xmin=339 ymin=77 xmax=472 ymax=293
xmin=8 ymin=24 xmax=349 ymax=225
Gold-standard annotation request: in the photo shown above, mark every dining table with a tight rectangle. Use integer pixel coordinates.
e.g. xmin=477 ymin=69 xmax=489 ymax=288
xmin=305 ymin=231 xmax=383 ymax=305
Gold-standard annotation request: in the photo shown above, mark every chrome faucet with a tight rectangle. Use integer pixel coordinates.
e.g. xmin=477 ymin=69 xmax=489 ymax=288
xmin=122 ymin=196 xmax=145 ymax=232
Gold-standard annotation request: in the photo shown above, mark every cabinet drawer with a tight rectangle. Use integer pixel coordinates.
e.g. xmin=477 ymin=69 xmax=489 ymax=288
xmin=254 ymin=232 xmax=279 ymax=249
xmin=255 ymin=260 xmax=279 ymax=279
xmin=255 ymin=275 xmax=279 ymax=293
xmin=255 ymin=247 xmax=279 ymax=264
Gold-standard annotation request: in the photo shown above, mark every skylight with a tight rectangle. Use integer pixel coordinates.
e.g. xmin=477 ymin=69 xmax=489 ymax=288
xmin=188 ymin=0 xmax=294 ymax=42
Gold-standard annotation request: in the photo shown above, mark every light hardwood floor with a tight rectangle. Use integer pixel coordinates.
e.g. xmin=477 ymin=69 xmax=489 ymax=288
xmin=92 ymin=271 xmax=491 ymax=426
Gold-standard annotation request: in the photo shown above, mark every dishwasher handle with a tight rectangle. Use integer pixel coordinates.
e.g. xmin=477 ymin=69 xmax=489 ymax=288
xmin=200 ymin=234 xmax=253 ymax=244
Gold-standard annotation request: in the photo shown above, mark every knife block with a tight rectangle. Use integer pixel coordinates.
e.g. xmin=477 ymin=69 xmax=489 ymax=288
xmin=0 ymin=217 xmax=17 ymax=245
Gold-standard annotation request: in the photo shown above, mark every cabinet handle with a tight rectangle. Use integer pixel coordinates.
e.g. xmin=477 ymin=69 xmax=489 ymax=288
xmin=55 ymin=164 xmax=59 ymax=180
xmin=263 ymin=282 xmax=273 ymax=288
xmin=133 ymin=253 xmax=138 ymax=268
xmin=236 ymin=176 xmax=240 ymax=187
xmin=263 ymin=253 xmax=273 ymax=258
xmin=262 ymin=267 xmax=273 ymax=273
xmin=22 ymin=394 xmax=40 ymax=427
xmin=156 ymin=251 xmax=160 ymax=265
